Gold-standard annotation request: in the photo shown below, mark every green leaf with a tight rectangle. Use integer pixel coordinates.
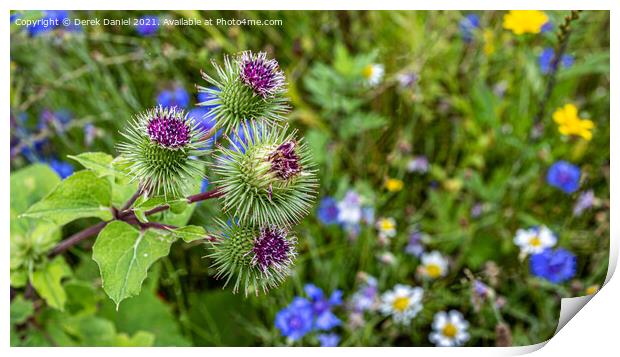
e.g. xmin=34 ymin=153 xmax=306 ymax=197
xmin=10 ymin=164 xmax=62 ymax=281
xmin=92 ymin=221 xmax=176 ymax=309
xmin=173 ymin=225 xmax=208 ymax=243
xmin=169 ymin=200 xmax=189 ymax=214
xmin=132 ymin=196 xmax=167 ymax=223
xmin=10 ymin=163 xmax=61 ymax=215
xmin=115 ymin=331 xmax=155 ymax=347
xmin=10 ymin=295 xmax=34 ymax=325
xmin=31 ymin=257 xmax=72 ymax=310
xmin=99 ymin=288 xmax=191 ymax=346
xmin=22 ymin=170 xmax=113 ymax=226
xmin=68 ymin=152 xmax=116 ymax=178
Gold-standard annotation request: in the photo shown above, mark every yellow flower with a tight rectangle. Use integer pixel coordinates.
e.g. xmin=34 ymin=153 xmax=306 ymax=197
xmin=553 ymin=104 xmax=594 ymax=141
xmin=503 ymin=10 xmax=548 ymax=35
xmin=385 ymin=178 xmax=404 ymax=192
xmin=585 ymin=285 xmax=599 ymax=295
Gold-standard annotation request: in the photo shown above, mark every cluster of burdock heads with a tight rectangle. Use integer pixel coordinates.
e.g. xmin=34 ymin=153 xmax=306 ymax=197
xmin=118 ymin=51 xmax=318 ymax=295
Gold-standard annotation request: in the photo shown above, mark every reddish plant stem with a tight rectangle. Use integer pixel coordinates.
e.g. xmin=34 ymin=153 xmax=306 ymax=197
xmin=139 ymin=222 xmax=177 ymax=231
xmin=49 ymin=187 xmax=223 ymax=257
xmin=187 ymin=187 xmax=223 ymax=203
xmin=121 ymin=185 xmax=143 ymax=211
xmin=48 ymin=221 xmax=109 ymax=257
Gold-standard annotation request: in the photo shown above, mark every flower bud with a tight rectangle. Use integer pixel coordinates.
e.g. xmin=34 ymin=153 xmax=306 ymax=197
xmin=117 ymin=106 xmax=207 ymax=198
xmin=198 ymin=51 xmax=288 ymax=134
xmin=209 ymin=219 xmax=297 ymax=295
xmin=212 ymin=123 xmax=318 ymax=227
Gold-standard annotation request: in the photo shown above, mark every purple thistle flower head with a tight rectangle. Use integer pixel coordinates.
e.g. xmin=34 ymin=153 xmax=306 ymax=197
xmin=239 ymin=51 xmax=285 ymax=98
xmin=147 ymin=114 xmax=191 ymax=149
xmin=268 ymin=141 xmax=302 ymax=180
xmin=251 ymin=226 xmax=294 ymax=272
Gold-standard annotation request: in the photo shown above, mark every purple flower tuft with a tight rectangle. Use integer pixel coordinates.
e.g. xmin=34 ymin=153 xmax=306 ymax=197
xmin=239 ymin=51 xmax=285 ymax=98
xmin=147 ymin=116 xmax=191 ymax=148
xmin=268 ymin=141 xmax=302 ymax=180
xmin=251 ymin=226 xmax=293 ymax=272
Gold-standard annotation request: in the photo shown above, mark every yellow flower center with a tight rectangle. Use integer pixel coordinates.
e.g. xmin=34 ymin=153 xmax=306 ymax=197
xmin=529 ymin=236 xmax=541 ymax=247
xmin=380 ymin=220 xmax=395 ymax=231
xmin=442 ymin=323 xmax=457 ymax=338
xmin=392 ymin=296 xmax=410 ymax=312
xmin=425 ymin=264 xmax=442 ymax=278
xmin=362 ymin=64 xmax=374 ymax=79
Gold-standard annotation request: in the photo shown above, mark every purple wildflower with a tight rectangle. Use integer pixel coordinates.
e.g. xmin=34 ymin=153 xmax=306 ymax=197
xmin=304 ymin=284 xmax=342 ymax=331
xmin=84 ymin=123 xmax=96 ymax=146
xmin=397 ymin=72 xmax=418 ymax=88
xmin=407 ymin=156 xmax=429 ymax=173
xmin=147 ymin=116 xmax=191 ymax=149
xmin=530 ymin=248 xmax=577 ymax=283
xmin=157 ymin=86 xmax=190 ymax=109
xmin=547 ymin=160 xmax=581 ymax=194
xmin=573 ymin=190 xmax=595 ymax=216
xmin=539 ymin=48 xmax=575 ymax=74
xmin=268 ymin=141 xmax=302 ymax=180
xmin=275 ymin=297 xmax=314 ymax=341
xmin=317 ymin=197 xmax=340 ymax=225
xmin=541 ymin=21 xmax=553 ymax=33
xmin=350 ymin=276 xmax=378 ymax=312
xmin=459 ymin=14 xmax=480 ymax=43
xmin=471 ymin=202 xmax=484 ymax=218
xmin=48 ymin=158 xmax=74 ymax=179
xmin=251 ymin=226 xmax=294 ymax=272
xmin=405 ymin=231 xmax=425 ymax=257
xmin=239 ymin=51 xmax=285 ymax=98
xmin=135 ymin=15 xmax=159 ymax=37
xmin=318 ymin=333 xmax=340 ymax=347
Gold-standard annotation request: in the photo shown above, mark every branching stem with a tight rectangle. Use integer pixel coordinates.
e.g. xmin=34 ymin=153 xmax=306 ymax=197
xmin=48 ymin=187 xmax=222 ymax=257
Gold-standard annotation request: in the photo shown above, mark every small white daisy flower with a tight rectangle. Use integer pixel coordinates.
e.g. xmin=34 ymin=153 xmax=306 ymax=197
xmin=376 ymin=217 xmax=397 ymax=238
xmin=380 ymin=284 xmax=424 ymax=324
xmin=377 ymin=251 xmax=396 ymax=266
xmin=420 ymin=251 xmax=448 ymax=279
xmin=513 ymin=225 xmax=557 ymax=256
xmin=429 ymin=310 xmax=470 ymax=347
xmin=362 ymin=63 xmax=384 ymax=86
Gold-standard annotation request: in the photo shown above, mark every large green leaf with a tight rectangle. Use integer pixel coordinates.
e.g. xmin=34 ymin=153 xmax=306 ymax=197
xmin=99 ymin=288 xmax=192 ymax=346
xmin=92 ymin=221 xmax=176 ymax=308
xmin=10 ymin=164 xmax=62 ymax=286
xmin=67 ymin=152 xmax=116 ymax=178
xmin=10 ymin=163 xmax=61 ymax=216
xmin=31 ymin=257 xmax=72 ymax=311
xmin=22 ymin=170 xmax=113 ymax=226
xmin=172 ymin=225 xmax=208 ymax=243
xmin=10 ymin=295 xmax=34 ymax=325
xmin=57 ymin=314 xmax=155 ymax=346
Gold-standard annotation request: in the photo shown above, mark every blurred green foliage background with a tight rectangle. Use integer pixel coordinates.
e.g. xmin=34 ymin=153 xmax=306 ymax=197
xmin=10 ymin=10 xmax=609 ymax=347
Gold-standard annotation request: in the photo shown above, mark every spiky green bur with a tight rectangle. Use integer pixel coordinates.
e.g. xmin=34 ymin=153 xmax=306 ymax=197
xmin=198 ymin=51 xmax=289 ymax=134
xmin=117 ymin=106 xmax=207 ymax=198
xmin=212 ymin=124 xmax=318 ymax=227
xmin=209 ymin=219 xmax=297 ymax=295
